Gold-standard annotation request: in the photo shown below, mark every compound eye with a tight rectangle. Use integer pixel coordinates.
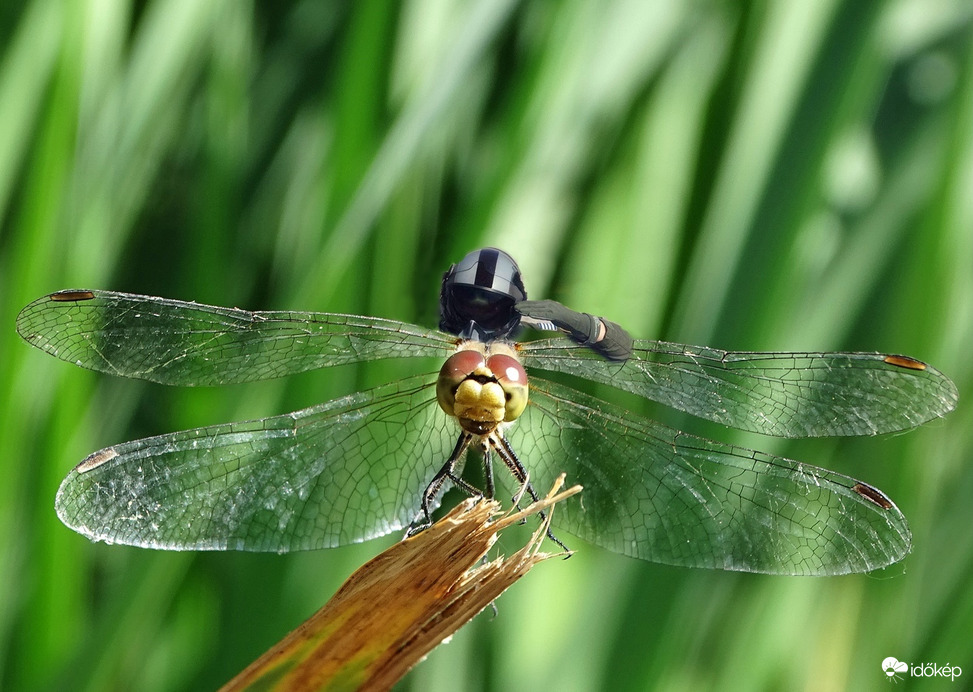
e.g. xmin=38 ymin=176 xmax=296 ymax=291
xmin=437 ymin=350 xmax=485 ymax=415
xmin=486 ymin=354 xmax=528 ymax=421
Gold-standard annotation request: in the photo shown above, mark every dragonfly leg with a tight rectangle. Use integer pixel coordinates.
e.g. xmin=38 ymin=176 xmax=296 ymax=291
xmin=481 ymin=440 xmax=496 ymax=500
xmin=494 ymin=434 xmax=570 ymax=553
xmin=408 ymin=432 xmax=479 ymax=536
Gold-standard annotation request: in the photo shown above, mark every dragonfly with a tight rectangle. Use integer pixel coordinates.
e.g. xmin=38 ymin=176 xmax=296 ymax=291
xmin=17 ymin=248 xmax=957 ymax=575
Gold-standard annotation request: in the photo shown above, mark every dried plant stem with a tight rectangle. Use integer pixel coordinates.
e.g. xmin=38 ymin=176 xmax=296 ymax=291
xmin=220 ymin=476 xmax=581 ymax=692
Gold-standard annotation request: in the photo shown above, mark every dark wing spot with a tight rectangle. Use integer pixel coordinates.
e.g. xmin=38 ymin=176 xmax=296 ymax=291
xmin=852 ymin=482 xmax=894 ymax=510
xmin=884 ymin=354 xmax=926 ymax=371
xmin=50 ymin=290 xmax=96 ymax=302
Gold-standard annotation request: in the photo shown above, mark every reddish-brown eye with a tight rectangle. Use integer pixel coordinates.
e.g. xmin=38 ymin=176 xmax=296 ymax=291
xmin=441 ymin=350 xmax=485 ymax=380
xmin=486 ymin=354 xmax=528 ymax=421
xmin=436 ymin=350 xmax=485 ymax=415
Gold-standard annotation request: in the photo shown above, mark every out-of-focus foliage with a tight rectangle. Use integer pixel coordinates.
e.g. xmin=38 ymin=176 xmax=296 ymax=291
xmin=0 ymin=1 xmax=969 ymax=691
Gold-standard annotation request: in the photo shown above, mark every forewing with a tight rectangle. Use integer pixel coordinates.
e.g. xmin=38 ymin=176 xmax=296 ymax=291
xmin=55 ymin=373 xmax=457 ymax=551
xmin=521 ymin=339 xmax=958 ymax=437
xmin=506 ymin=378 xmax=911 ymax=575
xmin=17 ymin=290 xmax=456 ymax=385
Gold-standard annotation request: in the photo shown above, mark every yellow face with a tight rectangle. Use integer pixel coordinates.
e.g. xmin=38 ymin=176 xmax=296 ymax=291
xmin=436 ymin=344 xmax=529 ymax=435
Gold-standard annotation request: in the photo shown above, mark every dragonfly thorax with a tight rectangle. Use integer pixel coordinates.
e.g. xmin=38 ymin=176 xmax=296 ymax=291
xmin=436 ymin=345 xmax=528 ymax=436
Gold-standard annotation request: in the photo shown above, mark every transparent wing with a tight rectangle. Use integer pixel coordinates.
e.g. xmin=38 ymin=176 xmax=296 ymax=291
xmin=17 ymin=290 xmax=457 ymax=385
xmin=521 ymin=339 xmax=958 ymax=437
xmin=507 ymin=378 xmax=911 ymax=575
xmin=54 ymin=373 xmax=457 ymax=551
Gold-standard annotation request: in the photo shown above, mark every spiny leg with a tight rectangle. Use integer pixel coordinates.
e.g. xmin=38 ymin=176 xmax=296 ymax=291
xmin=493 ymin=433 xmax=539 ymax=506
xmin=476 ymin=441 xmax=502 ymax=618
xmin=493 ymin=433 xmax=570 ymax=553
xmin=481 ymin=440 xmax=496 ymax=500
xmin=408 ymin=432 xmax=479 ymax=536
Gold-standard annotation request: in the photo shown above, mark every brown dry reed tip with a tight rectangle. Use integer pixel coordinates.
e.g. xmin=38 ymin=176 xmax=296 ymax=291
xmin=220 ymin=475 xmax=581 ymax=692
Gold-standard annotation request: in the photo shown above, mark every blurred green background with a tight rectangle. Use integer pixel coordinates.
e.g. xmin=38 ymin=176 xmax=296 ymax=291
xmin=1 ymin=1 xmax=970 ymax=690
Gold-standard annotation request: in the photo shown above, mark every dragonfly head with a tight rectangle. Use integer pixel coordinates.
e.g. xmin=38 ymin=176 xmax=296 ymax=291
xmin=436 ymin=346 xmax=529 ymax=435
xmin=439 ymin=248 xmax=526 ymax=342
